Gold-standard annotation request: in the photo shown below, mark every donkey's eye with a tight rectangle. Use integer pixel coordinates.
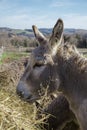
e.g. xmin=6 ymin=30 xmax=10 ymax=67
xmin=33 ymin=63 xmax=44 ymax=68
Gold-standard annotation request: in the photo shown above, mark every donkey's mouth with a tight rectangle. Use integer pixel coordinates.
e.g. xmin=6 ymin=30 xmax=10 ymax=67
xmin=23 ymin=96 xmax=40 ymax=104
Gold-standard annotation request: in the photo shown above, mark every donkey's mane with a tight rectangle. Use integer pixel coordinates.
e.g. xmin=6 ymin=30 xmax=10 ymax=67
xmin=57 ymin=44 xmax=87 ymax=74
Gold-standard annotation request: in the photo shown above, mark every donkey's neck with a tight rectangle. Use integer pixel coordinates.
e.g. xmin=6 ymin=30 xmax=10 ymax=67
xmin=56 ymin=48 xmax=87 ymax=108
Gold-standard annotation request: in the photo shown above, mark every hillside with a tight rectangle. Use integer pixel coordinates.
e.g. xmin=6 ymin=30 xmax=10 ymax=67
xmin=0 ymin=27 xmax=87 ymax=37
xmin=0 ymin=27 xmax=87 ymax=48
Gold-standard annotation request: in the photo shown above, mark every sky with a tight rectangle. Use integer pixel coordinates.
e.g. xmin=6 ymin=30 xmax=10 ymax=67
xmin=0 ymin=0 xmax=87 ymax=29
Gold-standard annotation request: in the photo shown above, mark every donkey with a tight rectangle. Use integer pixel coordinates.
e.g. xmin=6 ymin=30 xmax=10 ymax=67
xmin=17 ymin=19 xmax=87 ymax=130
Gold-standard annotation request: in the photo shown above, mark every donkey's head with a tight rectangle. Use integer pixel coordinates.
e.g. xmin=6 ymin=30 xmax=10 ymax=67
xmin=16 ymin=19 xmax=64 ymax=103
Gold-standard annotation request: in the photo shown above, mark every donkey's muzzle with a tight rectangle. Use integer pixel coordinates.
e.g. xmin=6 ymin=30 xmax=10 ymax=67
xmin=16 ymin=81 xmax=32 ymax=100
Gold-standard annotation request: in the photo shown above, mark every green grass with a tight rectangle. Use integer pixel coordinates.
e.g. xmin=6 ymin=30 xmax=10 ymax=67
xmin=84 ymin=54 xmax=87 ymax=57
xmin=12 ymin=29 xmax=33 ymax=35
xmin=0 ymin=52 xmax=28 ymax=64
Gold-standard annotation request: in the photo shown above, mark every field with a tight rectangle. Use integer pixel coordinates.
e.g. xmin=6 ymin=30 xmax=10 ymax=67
xmin=0 ymin=48 xmax=87 ymax=130
xmin=0 ymin=52 xmax=29 ymax=64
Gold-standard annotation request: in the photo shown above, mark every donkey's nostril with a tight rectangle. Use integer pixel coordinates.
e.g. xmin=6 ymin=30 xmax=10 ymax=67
xmin=17 ymin=90 xmax=25 ymax=97
xmin=16 ymin=87 xmax=24 ymax=98
xmin=17 ymin=88 xmax=32 ymax=100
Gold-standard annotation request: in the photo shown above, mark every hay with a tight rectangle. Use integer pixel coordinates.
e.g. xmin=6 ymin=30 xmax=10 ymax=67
xmin=0 ymin=86 xmax=49 ymax=130
xmin=0 ymin=87 xmax=33 ymax=130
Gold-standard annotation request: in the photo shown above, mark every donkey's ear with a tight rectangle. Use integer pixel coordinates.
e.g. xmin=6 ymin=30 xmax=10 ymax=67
xmin=32 ymin=25 xmax=48 ymax=45
xmin=49 ymin=19 xmax=64 ymax=48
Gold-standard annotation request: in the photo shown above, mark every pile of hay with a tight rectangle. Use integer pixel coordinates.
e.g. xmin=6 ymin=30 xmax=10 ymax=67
xmin=0 ymin=59 xmax=47 ymax=130
xmin=0 ymin=58 xmax=26 ymax=87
